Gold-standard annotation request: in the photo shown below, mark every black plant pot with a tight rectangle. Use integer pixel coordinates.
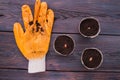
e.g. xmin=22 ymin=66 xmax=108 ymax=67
xmin=54 ymin=35 xmax=74 ymax=56
xmin=79 ymin=17 xmax=100 ymax=38
xmin=81 ymin=48 xmax=103 ymax=70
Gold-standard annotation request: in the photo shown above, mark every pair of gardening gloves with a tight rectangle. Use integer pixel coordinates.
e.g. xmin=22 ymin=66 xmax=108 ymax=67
xmin=13 ymin=0 xmax=54 ymax=73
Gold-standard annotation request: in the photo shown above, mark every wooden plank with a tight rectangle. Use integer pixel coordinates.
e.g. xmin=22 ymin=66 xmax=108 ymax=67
xmin=0 ymin=69 xmax=120 ymax=80
xmin=0 ymin=32 xmax=120 ymax=71
xmin=0 ymin=0 xmax=120 ymax=35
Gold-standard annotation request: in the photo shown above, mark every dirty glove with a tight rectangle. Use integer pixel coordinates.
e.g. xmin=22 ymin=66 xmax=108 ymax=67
xmin=13 ymin=0 xmax=54 ymax=73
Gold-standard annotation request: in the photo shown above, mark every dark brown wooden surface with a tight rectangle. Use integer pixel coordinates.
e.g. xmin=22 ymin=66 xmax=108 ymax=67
xmin=0 ymin=0 xmax=120 ymax=80
xmin=0 ymin=69 xmax=120 ymax=80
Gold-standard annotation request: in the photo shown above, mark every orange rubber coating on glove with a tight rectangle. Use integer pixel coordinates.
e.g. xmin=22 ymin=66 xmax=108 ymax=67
xmin=13 ymin=0 xmax=54 ymax=60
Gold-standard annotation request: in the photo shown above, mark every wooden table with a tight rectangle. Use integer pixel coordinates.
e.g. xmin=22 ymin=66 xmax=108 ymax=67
xmin=0 ymin=0 xmax=120 ymax=80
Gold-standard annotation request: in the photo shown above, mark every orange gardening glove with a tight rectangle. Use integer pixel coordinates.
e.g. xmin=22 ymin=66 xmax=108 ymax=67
xmin=13 ymin=0 xmax=54 ymax=73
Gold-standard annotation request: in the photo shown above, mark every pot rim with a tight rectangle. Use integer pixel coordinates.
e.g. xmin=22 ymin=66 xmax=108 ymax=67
xmin=53 ymin=34 xmax=75 ymax=56
xmin=81 ymin=47 xmax=103 ymax=70
xmin=78 ymin=17 xmax=101 ymax=38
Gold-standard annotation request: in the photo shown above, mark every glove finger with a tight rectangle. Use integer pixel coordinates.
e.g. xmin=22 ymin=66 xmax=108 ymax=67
xmin=34 ymin=0 xmax=41 ymax=24
xmin=45 ymin=9 xmax=54 ymax=35
xmin=38 ymin=2 xmax=47 ymax=27
xmin=13 ymin=23 xmax=28 ymax=60
xmin=22 ymin=5 xmax=33 ymax=30
xmin=13 ymin=22 xmax=24 ymax=48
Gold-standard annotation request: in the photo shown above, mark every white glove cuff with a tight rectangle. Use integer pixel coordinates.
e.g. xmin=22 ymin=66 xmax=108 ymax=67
xmin=28 ymin=56 xmax=46 ymax=73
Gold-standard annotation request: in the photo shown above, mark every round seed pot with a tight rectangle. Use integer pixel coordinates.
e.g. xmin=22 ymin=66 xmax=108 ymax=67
xmin=79 ymin=17 xmax=100 ymax=38
xmin=81 ymin=48 xmax=103 ymax=70
xmin=54 ymin=35 xmax=75 ymax=56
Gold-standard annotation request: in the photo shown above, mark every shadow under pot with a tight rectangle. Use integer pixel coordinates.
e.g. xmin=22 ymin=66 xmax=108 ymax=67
xmin=81 ymin=48 xmax=103 ymax=70
xmin=54 ymin=35 xmax=74 ymax=56
xmin=79 ymin=17 xmax=100 ymax=38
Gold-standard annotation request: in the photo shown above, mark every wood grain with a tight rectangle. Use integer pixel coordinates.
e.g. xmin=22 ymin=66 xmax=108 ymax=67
xmin=0 ymin=0 xmax=120 ymax=35
xmin=0 ymin=32 xmax=120 ymax=72
xmin=0 ymin=69 xmax=120 ymax=80
xmin=0 ymin=0 xmax=120 ymax=79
